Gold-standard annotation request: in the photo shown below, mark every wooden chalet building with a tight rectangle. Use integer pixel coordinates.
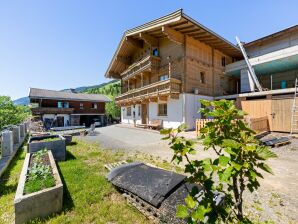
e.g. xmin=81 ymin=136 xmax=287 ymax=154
xmin=29 ymin=88 xmax=111 ymax=129
xmin=105 ymin=9 xmax=242 ymax=129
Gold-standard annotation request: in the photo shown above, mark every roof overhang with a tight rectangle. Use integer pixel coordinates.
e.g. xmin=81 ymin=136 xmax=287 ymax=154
xmin=105 ymin=9 xmax=242 ymax=79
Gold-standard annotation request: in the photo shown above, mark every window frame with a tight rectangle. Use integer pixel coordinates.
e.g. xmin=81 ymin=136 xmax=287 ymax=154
xmin=80 ymin=103 xmax=84 ymax=110
xmin=92 ymin=103 xmax=97 ymax=109
xmin=221 ymin=56 xmax=226 ymax=67
xmin=200 ymin=71 xmax=206 ymax=84
xmin=159 ymin=74 xmax=169 ymax=81
xmin=126 ymin=106 xmax=132 ymax=116
xmin=157 ymin=103 xmax=167 ymax=116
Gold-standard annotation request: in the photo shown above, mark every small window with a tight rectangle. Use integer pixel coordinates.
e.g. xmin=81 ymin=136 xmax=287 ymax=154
xmin=221 ymin=56 xmax=226 ymax=67
xmin=64 ymin=102 xmax=69 ymax=108
xmin=200 ymin=72 xmax=205 ymax=84
xmin=58 ymin=102 xmax=63 ymax=108
xmin=80 ymin=103 xmax=84 ymax=109
xmin=152 ymin=48 xmax=159 ymax=57
xmin=138 ymin=105 xmax=141 ymax=116
xmin=159 ymin=74 xmax=169 ymax=81
xmin=92 ymin=103 xmax=97 ymax=109
xmin=126 ymin=107 xmax=131 ymax=116
xmin=158 ymin=103 xmax=167 ymax=116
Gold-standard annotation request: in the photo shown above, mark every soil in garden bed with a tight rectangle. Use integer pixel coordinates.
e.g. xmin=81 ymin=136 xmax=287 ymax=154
xmin=24 ymin=151 xmax=56 ymax=194
xmin=31 ymin=137 xmax=61 ymax=143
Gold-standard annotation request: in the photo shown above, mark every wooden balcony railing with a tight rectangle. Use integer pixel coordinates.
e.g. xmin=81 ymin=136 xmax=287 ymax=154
xmin=31 ymin=107 xmax=75 ymax=115
xmin=121 ymin=55 xmax=161 ymax=80
xmin=116 ymin=78 xmax=181 ymax=104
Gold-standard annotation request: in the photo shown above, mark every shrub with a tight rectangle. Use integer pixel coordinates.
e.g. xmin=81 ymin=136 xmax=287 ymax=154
xmin=161 ymin=99 xmax=277 ymax=223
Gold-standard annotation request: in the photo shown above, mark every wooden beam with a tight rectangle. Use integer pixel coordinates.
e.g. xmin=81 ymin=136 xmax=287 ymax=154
xmin=162 ymin=26 xmax=184 ymax=45
xmin=158 ymin=95 xmax=168 ymax=101
xmin=170 ymin=94 xmax=179 ymax=99
xmin=139 ymin=33 xmax=158 ymax=46
xmin=149 ymin=97 xmax=158 ymax=102
xmin=116 ymin=56 xmax=131 ymax=65
xmin=125 ymin=37 xmax=143 ymax=49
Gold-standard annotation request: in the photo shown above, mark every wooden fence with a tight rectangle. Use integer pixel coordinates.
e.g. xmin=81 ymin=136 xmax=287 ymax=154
xmin=196 ymin=116 xmax=270 ymax=135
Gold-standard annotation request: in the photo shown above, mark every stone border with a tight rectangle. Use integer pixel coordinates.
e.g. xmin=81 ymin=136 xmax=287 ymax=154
xmin=28 ymin=135 xmax=66 ymax=161
xmin=14 ymin=150 xmax=63 ymax=224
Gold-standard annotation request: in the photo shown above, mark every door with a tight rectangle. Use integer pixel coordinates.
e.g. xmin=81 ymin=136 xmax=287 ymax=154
xmin=57 ymin=116 xmax=64 ymax=127
xmin=141 ymin=104 xmax=148 ymax=124
xmin=271 ymin=98 xmax=293 ymax=132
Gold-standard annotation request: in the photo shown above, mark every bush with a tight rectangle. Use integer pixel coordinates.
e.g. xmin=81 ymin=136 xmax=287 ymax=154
xmin=0 ymin=96 xmax=31 ymax=130
xmin=161 ymin=99 xmax=277 ymax=223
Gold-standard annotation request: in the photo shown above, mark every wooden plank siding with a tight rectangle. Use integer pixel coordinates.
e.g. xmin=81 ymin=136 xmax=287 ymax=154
xmin=35 ymin=99 xmax=105 ymax=114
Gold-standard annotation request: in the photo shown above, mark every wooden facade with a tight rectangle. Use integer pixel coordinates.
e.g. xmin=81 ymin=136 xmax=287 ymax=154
xmin=106 ymin=10 xmax=242 ymax=109
xmin=31 ymin=99 xmax=105 ymax=115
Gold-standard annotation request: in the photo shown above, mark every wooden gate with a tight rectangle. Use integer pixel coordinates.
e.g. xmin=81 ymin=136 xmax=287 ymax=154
xmin=271 ymin=98 xmax=293 ymax=132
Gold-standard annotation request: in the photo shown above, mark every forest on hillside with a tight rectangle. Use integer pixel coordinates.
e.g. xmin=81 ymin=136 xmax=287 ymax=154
xmin=84 ymin=81 xmax=121 ymax=119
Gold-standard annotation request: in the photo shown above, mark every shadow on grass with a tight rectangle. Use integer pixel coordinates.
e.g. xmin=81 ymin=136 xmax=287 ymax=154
xmin=65 ymin=149 xmax=76 ymax=160
xmin=67 ymin=142 xmax=78 ymax=146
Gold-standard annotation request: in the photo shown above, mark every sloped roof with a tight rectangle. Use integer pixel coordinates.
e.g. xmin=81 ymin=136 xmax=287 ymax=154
xmin=105 ymin=9 xmax=242 ymax=78
xmin=29 ymin=88 xmax=111 ymax=102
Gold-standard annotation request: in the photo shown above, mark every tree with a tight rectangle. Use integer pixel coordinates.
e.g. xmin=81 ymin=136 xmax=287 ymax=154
xmin=0 ymin=96 xmax=31 ymax=130
xmin=161 ymin=99 xmax=277 ymax=223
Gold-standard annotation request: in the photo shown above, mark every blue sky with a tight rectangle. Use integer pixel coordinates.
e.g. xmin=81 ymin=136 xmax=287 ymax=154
xmin=1 ymin=1 xmax=298 ymax=100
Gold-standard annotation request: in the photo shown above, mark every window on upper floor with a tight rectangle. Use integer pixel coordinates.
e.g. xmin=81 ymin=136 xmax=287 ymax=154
xmin=200 ymin=72 xmax=206 ymax=84
xmin=126 ymin=106 xmax=131 ymax=116
xmin=221 ymin=56 xmax=226 ymax=67
xmin=158 ymin=103 xmax=167 ymax=116
xmin=64 ymin=102 xmax=69 ymax=108
xmin=152 ymin=48 xmax=159 ymax=57
xmin=92 ymin=103 xmax=97 ymax=109
xmin=80 ymin=103 xmax=84 ymax=109
xmin=58 ymin=102 xmax=63 ymax=108
xmin=159 ymin=74 xmax=169 ymax=81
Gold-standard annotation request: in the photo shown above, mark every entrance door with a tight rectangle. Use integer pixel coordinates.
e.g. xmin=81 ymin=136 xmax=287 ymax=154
xmin=57 ymin=116 xmax=64 ymax=127
xmin=141 ymin=104 xmax=148 ymax=124
xmin=271 ymin=98 xmax=293 ymax=132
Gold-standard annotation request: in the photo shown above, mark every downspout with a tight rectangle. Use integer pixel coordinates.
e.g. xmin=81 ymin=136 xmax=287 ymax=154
xmin=182 ymin=35 xmax=187 ymax=125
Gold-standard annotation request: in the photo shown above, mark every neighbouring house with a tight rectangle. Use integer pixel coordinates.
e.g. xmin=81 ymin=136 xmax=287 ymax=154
xmin=220 ymin=24 xmax=298 ymax=132
xmin=105 ymin=9 xmax=242 ymax=130
xmin=29 ymin=88 xmax=111 ymax=129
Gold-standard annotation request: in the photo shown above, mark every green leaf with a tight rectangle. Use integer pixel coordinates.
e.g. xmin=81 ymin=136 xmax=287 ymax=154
xmin=222 ymin=139 xmax=241 ymax=149
xmin=256 ymin=147 xmax=277 ymax=160
xmin=191 ymin=205 xmax=205 ymax=221
xmin=258 ymin=163 xmax=274 ymax=174
xmin=160 ymin=128 xmax=171 ymax=135
xmin=231 ymin=161 xmax=242 ymax=171
xmin=185 ymin=195 xmax=196 ymax=209
xmin=219 ymin=156 xmax=230 ymax=166
xmin=176 ymin=205 xmax=189 ymax=218
xmin=221 ymin=166 xmax=233 ymax=181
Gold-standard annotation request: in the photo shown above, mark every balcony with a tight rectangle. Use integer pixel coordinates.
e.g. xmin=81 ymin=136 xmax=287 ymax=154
xmin=121 ymin=55 xmax=161 ymax=80
xmin=116 ymin=78 xmax=182 ymax=105
xmin=31 ymin=107 xmax=75 ymax=115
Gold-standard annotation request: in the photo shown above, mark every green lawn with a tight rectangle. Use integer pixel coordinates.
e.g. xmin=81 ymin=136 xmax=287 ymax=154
xmin=0 ymin=139 xmax=151 ymax=224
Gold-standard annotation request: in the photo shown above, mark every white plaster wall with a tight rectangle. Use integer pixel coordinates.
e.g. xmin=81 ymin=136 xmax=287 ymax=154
xmin=184 ymin=94 xmax=214 ymax=130
xmin=121 ymin=105 xmax=142 ymax=125
xmin=148 ymin=95 xmax=184 ymax=129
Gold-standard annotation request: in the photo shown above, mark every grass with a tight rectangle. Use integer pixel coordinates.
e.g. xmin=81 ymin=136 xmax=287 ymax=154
xmin=0 ymin=139 xmax=151 ymax=224
xmin=31 ymin=137 xmax=61 ymax=143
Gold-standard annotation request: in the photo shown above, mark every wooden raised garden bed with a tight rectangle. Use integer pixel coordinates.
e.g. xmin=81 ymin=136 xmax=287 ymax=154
xmin=28 ymin=135 xmax=66 ymax=161
xmin=14 ymin=150 xmax=63 ymax=224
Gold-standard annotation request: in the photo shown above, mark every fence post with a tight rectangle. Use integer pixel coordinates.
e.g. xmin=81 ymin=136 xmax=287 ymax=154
xmin=1 ymin=131 xmax=13 ymax=157
xmin=12 ymin=126 xmax=20 ymax=145
xmin=19 ymin=124 xmax=25 ymax=138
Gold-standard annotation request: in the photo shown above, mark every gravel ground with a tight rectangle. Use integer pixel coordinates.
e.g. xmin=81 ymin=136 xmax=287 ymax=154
xmin=80 ymin=125 xmax=298 ymax=223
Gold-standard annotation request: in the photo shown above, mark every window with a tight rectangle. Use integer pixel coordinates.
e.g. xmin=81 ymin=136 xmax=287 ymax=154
xmin=138 ymin=105 xmax=141 ymax=116
xmin=200 ymin=72 xmax=205 ymax=84
xmin=92 ymin=103 xmax=97 ymax=109
xmin=64 ymin=102 xmax=69 ymax=108
xmin=159 ymin=74 xmax=169 ymax=81
xmin=126 ymin=107 xmax=131 ymax=116
xmin=58 ymin=102 xmax=63 ymax=108
xmin=221 ymin=56 xmax=226 ymax=67
xmin=158 ymin=103 xmax=167 ymax=116
xmin=152 ymin=48 xmax=159 ymax=57
xmin=80 ymin=103 xmax=84 ymax=109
